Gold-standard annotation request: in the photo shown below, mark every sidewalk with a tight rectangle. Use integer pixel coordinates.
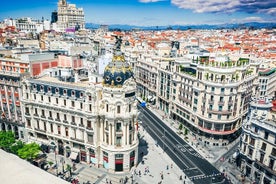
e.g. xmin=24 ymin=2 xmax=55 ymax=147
xmin=134 ymin=126 xmax=192 ymax=184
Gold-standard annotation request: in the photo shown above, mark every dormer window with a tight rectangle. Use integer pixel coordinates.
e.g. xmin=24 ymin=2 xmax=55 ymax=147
xmin=55 ymin=88 xmax=59 ymax=93
xmin=72 ymin=90 xmax=75 ymax=96
xmin=80 ymin=92 xmax=83 ymax=98
xmin=48 ymin=87 xmax=51 ymax=92
xmin=63 ymin=89 xmax=67 ymax=95
xmin=40 ymin=85 xmax=44 ymax=91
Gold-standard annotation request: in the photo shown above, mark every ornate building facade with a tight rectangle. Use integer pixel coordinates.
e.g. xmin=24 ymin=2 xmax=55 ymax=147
xmin=21 ymin=44 xmax=138 ymax=172
xmin=135 ymin=51 xmax=261 ymax=146
xmin=57 ymin=0 xmax=85 ymax=32
xmin=240 ymin=99 xmax=276 ymax=184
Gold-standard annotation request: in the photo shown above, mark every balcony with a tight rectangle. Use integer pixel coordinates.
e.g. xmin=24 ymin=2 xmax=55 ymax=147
xmin=86 ymin=127 xmax=93 ymax=132
xmin=70 ymin=137 xmax=84 ymax=143
xmin=208 ymin=99 xmax=214 ymax=104
xmin=71 ymin=122 xmax=77 ymax=126
xmin=207 ymin=108 xmax=232 ymax=115
xmin=55 ymin=118 xmax=61 ymax=122
xmin=79 ymin=124 xmax=85 ymax=129
xmin=218 ymin=101 xmax=225 ymax=106
xmin=34 ymin=128 xmax=46 ymax=133
xmin=48 ymin=116 xmax=53 ymax=120
xmin=63 ymin=120 xmax=68 ymax=124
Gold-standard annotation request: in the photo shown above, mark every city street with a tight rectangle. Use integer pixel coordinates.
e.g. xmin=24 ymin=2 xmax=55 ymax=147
xmin=138 ymin=105 xmax=228 ymax=184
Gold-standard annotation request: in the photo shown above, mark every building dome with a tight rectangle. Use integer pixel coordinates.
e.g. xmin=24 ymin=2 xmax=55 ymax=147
xmin=103 ymin=50 xmax=133 ymax=87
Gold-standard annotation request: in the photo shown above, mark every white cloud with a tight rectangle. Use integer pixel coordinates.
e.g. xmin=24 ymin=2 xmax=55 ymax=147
xmin=139 ymin=0 xmax=166 ymax=3
xmin=171 ymin=0 xmax=276 ymax=15
xmin=242 ymin=16 xmax=263 ymax=22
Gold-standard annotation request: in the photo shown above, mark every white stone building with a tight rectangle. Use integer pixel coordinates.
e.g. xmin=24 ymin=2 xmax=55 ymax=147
xmin=56 ymin=0 xmax=85 ymax=32
xmin=21 ymin=45 xmax=139 ymax=172
xmin=240 ymin=98 xmax=276 ymax=184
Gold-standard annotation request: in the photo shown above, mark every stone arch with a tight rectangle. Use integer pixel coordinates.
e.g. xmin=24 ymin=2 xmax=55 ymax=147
xmin=57 ymin=139 xmax=64 ymax=155
xmin=7 ymin=124 xmax=12 ymax=131
xmin=221 ymin=75 xmax=226 ymax=82
xmin=14 ymin=126 xmax=19 ymax=139
xmin=1 ymin=123 xmax=6 ymax=131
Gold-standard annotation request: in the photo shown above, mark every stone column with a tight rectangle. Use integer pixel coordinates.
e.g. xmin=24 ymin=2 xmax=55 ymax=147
xmin=108 ymin=124 xmax=111 ymax=145
xmin=126 ymin=124 xmax=129 ymax=145
xmin=111 ymin=124 xmax=114 ymax=145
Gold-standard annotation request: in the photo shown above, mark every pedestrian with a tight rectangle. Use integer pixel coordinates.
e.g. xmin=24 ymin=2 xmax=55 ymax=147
xmin=166 ymin=165 xmax=169 ymax=170
xmin=171 ymin=164 xmax=173 ymax=168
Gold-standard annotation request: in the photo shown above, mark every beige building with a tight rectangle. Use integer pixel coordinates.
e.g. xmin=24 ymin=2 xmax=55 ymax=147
xmin=21 ymin=47 xmax=139 ymax=172
xmin=134 ymin=50 xmax=261 ymax=146
xmin=57 ymin=0 xmax=85 ymax=32
xmin=240 ymin=98 xmax=276 ymax=184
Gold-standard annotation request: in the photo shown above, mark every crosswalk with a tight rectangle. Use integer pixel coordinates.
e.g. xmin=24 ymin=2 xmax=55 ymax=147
xmin=77 ymin=167 xmax=125 ymax=184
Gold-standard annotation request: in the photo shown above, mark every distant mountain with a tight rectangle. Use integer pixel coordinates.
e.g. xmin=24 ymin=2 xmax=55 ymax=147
xmin=86 ymin=22 xmax=276 ymax=31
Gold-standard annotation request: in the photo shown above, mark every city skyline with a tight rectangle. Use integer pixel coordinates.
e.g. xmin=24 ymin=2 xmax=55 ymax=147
xmin=0 ymin=0 xmax=275 ymax=26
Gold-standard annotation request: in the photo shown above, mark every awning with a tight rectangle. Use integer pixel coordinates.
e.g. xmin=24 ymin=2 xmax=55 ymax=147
xmin=70 ymin=152 xmax=79 ymax=160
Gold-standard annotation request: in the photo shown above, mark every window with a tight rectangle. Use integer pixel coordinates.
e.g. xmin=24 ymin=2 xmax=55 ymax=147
xmin=49 ymin=111 xmax=52 ymax=118
xmin=41 ymin=109 xmax=45 ymax=117
xmin=64 ymin=99 xmax=66 ymax=106
xmin=43 ymin=122 xmax=46 ymax=131
xmin=64 ymin=114 xmax=67 ymax=121
xmin=50 ymin=124 xmax=53 ymax=132
xmin=261 ymin=143 xmax=266 ymax=151
xmin=88 ymin=95 xmax=92 ymax=101
xmin=41 ymin=95 xmax=43 ymax=101
xmin=58 ymin=125 xmax=61 ymax=134
xmin=34 ymin=94 xmax=36 ymax=100
xmin=230 ymin=88 xmax=233 ymax=92
xmin=106 ymin=104 xmax=109 ymax=112
xmin=89 ymin=104 xmax=92 ymax=111
xmin=87 ymin=120 xmax=91 ymax=129
xmin=218 ymin=106 xmax=223 ymax=111
xmin=116 ymin=123 xmax=122 ymax=131
xmin=116 ymin=137 xmax=122 ymax=146
xmin=65 ymin=127 xmax=68 ymax=137
xmin=221 ymin=88 xmax=225 ymax=93
xmin=37 ymin=120 xmax=40 ymax=129
xmin=129 ymin=104 xmax=131 ymax=112
xmin=117 ymin=105 xmax=120 ymax=113
xmin=72 ymin=116 xmax=75 ymax=122
xmin=27 ymin=119 xmax=31 ymax=127
xmin=88 ymin=134 xmax=93 ymax=143
xmin=264 ymin=132 xmax=269 ymax=140
xmin=56 ymin=113 xmax=60 ymax=120
xmin=71 ymin=101 xmax=75 ymax=107
xmin=56 ymin=98 xmax=58 ymax=104
xmin=80 ymin=118 xmax=83 ymax=125
xmin=218 ymin=115 xmax=221 ymax=120
xmin=48 ymin=96 xmax=51 ymax=102
xmin=194 ymin=99 xmax=198 ymax=105
xmin=211 ymin=87 xmax=215 ymax=92
xmin=80 ymin=103 xmax=83 ymax=109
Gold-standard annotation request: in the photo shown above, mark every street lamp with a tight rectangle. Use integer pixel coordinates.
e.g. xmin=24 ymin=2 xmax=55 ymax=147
xmin=162 ymin=129 xmax=166 ymax=151
xmin=54 ymin=146 xmax=58 ymax=176
xmin=60 ymin=157 xmax=64 ymax=173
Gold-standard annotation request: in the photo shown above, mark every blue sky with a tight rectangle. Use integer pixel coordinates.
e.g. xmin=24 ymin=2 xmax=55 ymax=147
xmin=0 ymin=0 xmax=275 ymax=26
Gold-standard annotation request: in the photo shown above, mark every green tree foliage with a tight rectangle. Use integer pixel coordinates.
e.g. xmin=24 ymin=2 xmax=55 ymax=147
xmin=17 ymin=142 xmax=41 ymax=161
xmin=10 ymin=140 xmax=25 ymax=155
xmin=178 ymin=123 xmax=183 ymax=130
xmin=0 ymin=131 xmax=16 ymax=151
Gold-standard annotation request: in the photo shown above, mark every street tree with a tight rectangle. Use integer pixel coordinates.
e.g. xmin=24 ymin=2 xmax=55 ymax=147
xmin=0 ymin=131 xmax=16 ymax=151
xmin=17 ymin=142 xmax=41 ymax=161
xmin=10 ymin=140 xmax=25 ymax=155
